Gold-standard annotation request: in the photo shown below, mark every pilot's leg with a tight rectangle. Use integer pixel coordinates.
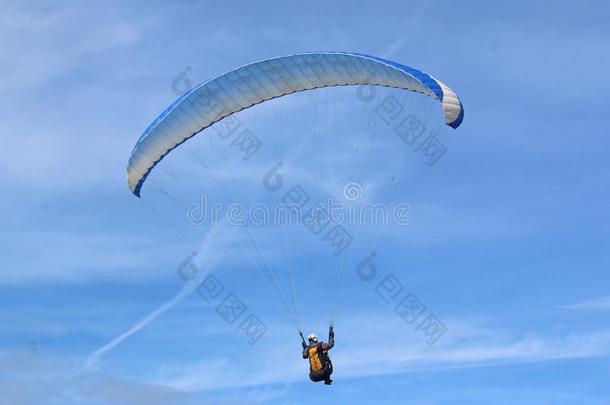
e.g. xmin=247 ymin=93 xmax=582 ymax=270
xmin=322 ymin=364 xmax=333 ymax=385
xmin=309 ymin=371 xmax=324 ymax=382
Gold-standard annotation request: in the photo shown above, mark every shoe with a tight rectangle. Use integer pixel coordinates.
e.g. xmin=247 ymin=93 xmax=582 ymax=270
xmin=324 ymin=379 xmax=333 ymax=385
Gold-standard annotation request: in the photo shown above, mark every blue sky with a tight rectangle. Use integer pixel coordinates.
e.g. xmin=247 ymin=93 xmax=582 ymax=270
xmin=1 ymin=0 xmax=610 ymax=404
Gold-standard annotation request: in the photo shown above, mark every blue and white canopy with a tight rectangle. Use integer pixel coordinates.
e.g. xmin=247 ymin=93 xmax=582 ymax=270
xmin=128 ymin=52 xmax=464 ymax=196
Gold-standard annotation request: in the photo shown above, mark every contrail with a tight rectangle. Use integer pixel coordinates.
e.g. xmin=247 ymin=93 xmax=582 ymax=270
xmin=84 ymin=224 xmax=225 ymax=370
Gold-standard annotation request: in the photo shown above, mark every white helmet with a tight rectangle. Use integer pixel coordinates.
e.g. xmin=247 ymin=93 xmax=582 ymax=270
xmin=308 ymin=333 xmax=318 ymax=343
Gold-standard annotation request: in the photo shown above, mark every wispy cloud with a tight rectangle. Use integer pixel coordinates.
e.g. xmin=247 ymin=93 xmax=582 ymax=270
xmin=561 ymin=296 xmax=610 ymax=311
xmin=4 ymin=318 xmax=610 ymax=402
xmin=0 ymin=348 xmax=233 ymax=405
xmin=0 ymin=3 xmax=145 ymax=92
xmin=153 ymin=316 xmax=610 ymax=391
xmin=381 ymin=0 xmax=431 ymax=58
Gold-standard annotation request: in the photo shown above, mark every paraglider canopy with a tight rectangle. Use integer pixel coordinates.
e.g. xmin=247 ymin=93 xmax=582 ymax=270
xmin=127 ymin=52 xmax=464 ymax=197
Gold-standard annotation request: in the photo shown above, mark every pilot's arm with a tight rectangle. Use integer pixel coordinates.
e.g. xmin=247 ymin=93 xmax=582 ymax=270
xmin=322 ymin=326 xmax=334 ymax=350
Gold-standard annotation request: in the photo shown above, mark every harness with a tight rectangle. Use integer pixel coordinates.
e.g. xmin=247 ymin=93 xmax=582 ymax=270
xmin=307 ymin=344 xmax=330 ymax=373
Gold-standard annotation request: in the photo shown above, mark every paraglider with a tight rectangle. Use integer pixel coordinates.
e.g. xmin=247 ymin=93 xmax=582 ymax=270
xmin=127 ymin=52 xmax=464 ymax=385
